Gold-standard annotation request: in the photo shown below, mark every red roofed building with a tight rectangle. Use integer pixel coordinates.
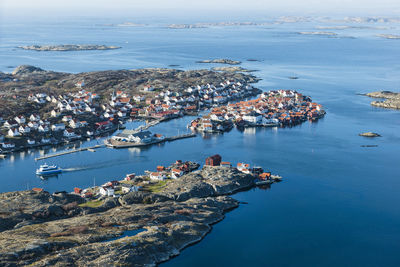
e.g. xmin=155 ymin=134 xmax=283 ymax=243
xmin=205 ymin=154 xmax=222 ymax=166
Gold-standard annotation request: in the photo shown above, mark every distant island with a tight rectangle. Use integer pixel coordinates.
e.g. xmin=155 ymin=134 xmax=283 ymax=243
xmin=196 ymin=59 xmax=242 ymax=65
xmin=298 ymin=31 xmax=338 ymax=36
xmin=366 ymin=91 xmax=400 ymax=110
xmin=359 ymin=132 xmax=381 ymax=137
xmin=316 ymin=25 xmax=388 ymax=30
xmin=377 ymin=34 xmax=400 ymax=39
xmin=18 ymin=44 xmax=121 ymax=51
xmin=167 ymin=22 xmax=260 ymax=29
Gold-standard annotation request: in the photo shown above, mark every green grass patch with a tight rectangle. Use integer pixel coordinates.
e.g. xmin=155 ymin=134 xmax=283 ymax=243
xmin=114 ymin=190 xmax=123 ymax=195
xmin=145 ymin=180 xmax=169 ymax=193
xmin=79 ymin=199 xmax=104 ymax=208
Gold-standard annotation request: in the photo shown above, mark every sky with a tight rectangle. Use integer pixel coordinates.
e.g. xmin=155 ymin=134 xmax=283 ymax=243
xmin=1 ymin=0 xmax=399 ymax=19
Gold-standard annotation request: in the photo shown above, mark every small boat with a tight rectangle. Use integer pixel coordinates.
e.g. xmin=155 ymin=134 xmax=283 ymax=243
xmin=36 ymin=164 xmax=62 ymax=176
xmin=271 ymin=174 xmax=283 ymax=180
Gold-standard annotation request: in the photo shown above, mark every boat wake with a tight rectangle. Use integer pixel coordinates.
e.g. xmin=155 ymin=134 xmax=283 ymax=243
xmin=62 ymin=158 xmax=144 ymax=173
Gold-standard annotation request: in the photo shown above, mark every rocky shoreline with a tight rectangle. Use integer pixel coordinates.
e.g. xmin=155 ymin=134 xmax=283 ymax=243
xmin=366 ymin=91 xmax=400 ymax=110
xmin=18 ymin=44 xmax=121 ymax=51
xmin=0 ymin=164 xmax=281 ymax=266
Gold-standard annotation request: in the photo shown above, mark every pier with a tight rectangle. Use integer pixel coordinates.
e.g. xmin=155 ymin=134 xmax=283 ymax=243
xmin=106 ymin=133 xmax=196 ymax=148
xmin=165 ymin=133 xmax=196 ymax=142
xmin=35 ymin=144 xmax=105 ymax=161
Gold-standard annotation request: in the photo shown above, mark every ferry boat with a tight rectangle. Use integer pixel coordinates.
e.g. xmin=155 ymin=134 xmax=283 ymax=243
xmin=36 ymin=164 xmax=62 ymax=176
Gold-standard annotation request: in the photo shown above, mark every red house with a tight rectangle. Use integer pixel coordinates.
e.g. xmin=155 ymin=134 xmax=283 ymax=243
xmin=125 ymin=173 xmax=135 ymax=181
xmin=205 ymin=154 xmax=222 ymax=166
xmin=74 ymin=187 xmax=82 ymax=194
xmin=32 ymin=188 xmax=44 ymax=192
xmin=259 ymin=172 xmax=271 ymax=180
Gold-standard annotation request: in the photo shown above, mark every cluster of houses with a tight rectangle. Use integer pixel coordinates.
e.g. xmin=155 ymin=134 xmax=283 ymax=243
xmin=73 ymin=178 xmax=141 ymax=198
xmin=0 ymin=79 xmax=260 ymax=152
xmin=148 ymin=160 xmax=200 ymax=181
xmin=189 ymin=89 xmax=325 ymax=132
xmin=70 ymin=160 xmax=200 ymax=199
xmin=204 ymin=154 xmax=272 ymax=182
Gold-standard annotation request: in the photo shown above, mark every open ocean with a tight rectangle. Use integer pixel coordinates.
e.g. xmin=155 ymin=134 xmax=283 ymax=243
xmin=1 ymin=15 xmax=400 ymax=266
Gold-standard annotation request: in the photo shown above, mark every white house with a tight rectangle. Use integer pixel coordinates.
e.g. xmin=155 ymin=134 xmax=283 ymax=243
xmin=99 ymin=186 xmax=114 ymax=196
xmin=28 ymin=121 xmax=39 ymax=129
xmin=3 ymin=120 xmax=18 ymax=129
xmin=149 ymin=172 xmax=166 ymax=181
xmin=51 ymin=110 xmax=61 ymax=117
xmin=8 ymin=128 xmax=21 ymax=137
xmin=29 ymin=114 xmax=40 ymax=121
xmin=63 ymin=129 xmax=76 ymax=138
xmin=121 ymin=184 xmax=139 ymax=194
xmin=14 ymin=115 xmax=26 ymax=124
xmin=38 ymin=125 xmax=49 ymax=132
xmin=171 ymin=169 xmax=184 ymax=179
xmin=243 ymin=113 xmax=263 ymax=125
xmin=18 ymin=125 xmax=31 ymax=134
xmin=69 ymin=119 xmax=82 ymax=129
xmin=51 ymin=124 xmax=66 ymax=131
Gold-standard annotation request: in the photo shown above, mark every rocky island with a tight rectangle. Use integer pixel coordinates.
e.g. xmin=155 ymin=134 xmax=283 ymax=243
xmin=298 ymin=31 xmax=338 ymax=36
xmin=196 ymin=59 xmax=242 ymax=65
xmin=366 ymin=91 xmax=400 ymax=110
xmin=377 ymin=34 xmax=400 ymax=39
xmin=359 ymin=132 xmax=381 ymax=137
xmin=0 ymin=156 xmax=281 ymax=266
xmin=18 ymin=44 xmax=121 ymax=51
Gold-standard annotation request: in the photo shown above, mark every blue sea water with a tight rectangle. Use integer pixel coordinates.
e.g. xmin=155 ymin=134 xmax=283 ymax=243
xmin=1 ymin=16 xmax=400 ymax=266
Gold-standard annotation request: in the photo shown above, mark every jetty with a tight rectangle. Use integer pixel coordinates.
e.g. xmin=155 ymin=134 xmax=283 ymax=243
xmin=35 ymin=144 xmax=105 ymax=161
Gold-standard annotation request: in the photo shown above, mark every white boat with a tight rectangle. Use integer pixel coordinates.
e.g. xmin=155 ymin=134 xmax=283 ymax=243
xmin=36 ymin=164 xmax=62 ymax=176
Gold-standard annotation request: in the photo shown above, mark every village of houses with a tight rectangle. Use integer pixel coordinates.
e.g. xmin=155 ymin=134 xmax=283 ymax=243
xmin=189 ymin=89 xmax=326 ymax=133
xmin=0 ymin=79 xmax=261 ymax=153
xmin=0 ymin=77 xmax=325 ymax=154
xmin=42 ymin=154 xmax=280 ymax=205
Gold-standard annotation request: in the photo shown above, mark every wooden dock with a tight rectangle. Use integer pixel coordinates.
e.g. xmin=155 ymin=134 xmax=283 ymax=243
xmin=35 ymin=144 xmax=105 ymax=161
xmin=165 ymin=133 xmax=196 ymax=142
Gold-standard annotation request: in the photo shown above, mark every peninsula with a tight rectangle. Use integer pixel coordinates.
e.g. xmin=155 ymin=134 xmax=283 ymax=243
xmin=366 ymin=91 xmax=400 ymax=110
xmin=18 ymin=44 xmax=121 ymax=51
xmin=0 ymin=155 xmax=281 ymax=266
xmin=0 ymin=65 xmax=260 ymax=154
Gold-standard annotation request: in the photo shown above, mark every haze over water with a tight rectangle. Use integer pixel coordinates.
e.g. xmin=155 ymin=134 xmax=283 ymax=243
xmin=1 ymin=14 xmax=400 ymax=266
